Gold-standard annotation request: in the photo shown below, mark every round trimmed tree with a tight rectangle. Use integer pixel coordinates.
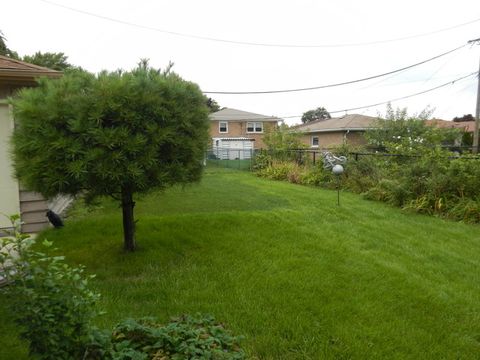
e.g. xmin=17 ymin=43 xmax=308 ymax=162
xmin=11 ymin=64 xmax=210 ymax=251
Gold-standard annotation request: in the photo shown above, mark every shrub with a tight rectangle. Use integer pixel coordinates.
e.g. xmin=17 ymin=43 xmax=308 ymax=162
xmin=256 ymin=161 xmax=302 ymax=181
xmin=447 ymin=198 xmax=480 ymax=223
xmin=1 ymin=216 xmax=246 ymax=359
xmin=85 ymin=315 xmax=245 ymax=359
xmin=0 ymin=216 xmax=100 ymax=360
xmin=342 ymin=155 xmax=385 ymax=193
xmin=363 ymin=179 xmax=410 ymax=206
xmin=300 ymin=164 xmax=333 ymax=187
xmin=251 ymin=150 xmax=271 ymax=171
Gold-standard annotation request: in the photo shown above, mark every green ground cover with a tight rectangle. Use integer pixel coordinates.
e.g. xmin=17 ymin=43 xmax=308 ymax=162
xmin=1 ymin=167 xmax=479 ymax=359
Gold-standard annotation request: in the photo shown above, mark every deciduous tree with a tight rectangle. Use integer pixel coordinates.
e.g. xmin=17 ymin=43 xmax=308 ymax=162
xmin=301 ymin=107 xmax=331 ymax=123
xmin=22 ymin=51 xmax=73 ymax=71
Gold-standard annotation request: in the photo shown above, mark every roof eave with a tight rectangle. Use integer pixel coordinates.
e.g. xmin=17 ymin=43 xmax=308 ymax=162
xmin=0 ymin=69 xmax=62 ymax=82
xmin=209 ymin=117 xmax=281 ymax=122
xmin=304 ymin=127 xmax=372 ymax=133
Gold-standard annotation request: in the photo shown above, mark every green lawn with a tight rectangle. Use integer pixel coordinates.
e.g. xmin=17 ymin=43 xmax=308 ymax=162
xmin=1 ymin=167 xmax=480 ymax=359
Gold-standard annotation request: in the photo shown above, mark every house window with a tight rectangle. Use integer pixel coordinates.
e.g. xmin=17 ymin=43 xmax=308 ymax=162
xmin=219 ymin=121 xmax=228 ymax=133
xmin=311 ymin=136 xmax=319 ymax=147
xmin=247 ymin=122 xmax=263 ymax=133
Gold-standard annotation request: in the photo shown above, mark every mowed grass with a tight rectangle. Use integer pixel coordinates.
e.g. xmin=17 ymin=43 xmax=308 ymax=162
xmin=1 ymin=167 xmax=480 ymax=359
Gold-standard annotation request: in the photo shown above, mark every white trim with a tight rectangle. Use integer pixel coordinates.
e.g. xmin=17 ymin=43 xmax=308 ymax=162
xmin=246 ymin=121 xmax=263 ymax=133
xmin=219 ymin=121 xmax=228 ymax=133
xmin=311 ymin=136 xmax=319 ymax=148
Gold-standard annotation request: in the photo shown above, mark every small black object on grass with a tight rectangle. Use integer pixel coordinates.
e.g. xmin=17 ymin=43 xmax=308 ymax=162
xmin=46 ymin=210 xmax=64 ymax=228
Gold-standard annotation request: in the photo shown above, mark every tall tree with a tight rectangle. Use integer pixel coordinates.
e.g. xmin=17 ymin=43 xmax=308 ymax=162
xmin=206 ymin=97 xmax=221 ymax=113
xmin=0 ymin=30 xmax=19 ymax=58
xmin=1 ymin=30 xmax=75 ymax=70
xmin=22 ymin=51 xmax=73 ymax=71
xmin=301 ymin=107 xmax=331 ymax=123
xmin=365 ymin=104 xmax=460 ymax=153
xmin=11 ymin=63 xmax=210 ymax=251
xmin=453 ymin=114 xmax=475 ymax=122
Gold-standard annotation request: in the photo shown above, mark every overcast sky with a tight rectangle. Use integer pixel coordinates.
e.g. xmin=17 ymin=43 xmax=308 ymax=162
xmin=2 ymin=0 xmax=479 ymax=124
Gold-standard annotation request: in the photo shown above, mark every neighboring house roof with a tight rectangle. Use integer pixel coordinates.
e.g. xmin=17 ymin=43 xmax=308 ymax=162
xmin=293 ymin=114 xmax=378 ymax=133
xmin=210 ymin=108 xmax=282 ymax=122
xmin=0 ymin=55 xmax=62 ymax=84
xmin=425 ymin=119 xmax=475 ymax=133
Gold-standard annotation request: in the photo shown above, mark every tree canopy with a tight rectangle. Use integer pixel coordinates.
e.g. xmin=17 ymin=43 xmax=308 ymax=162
xmin=0 ymin=30 xmax=19 ymax=58
xmin=263 ymin=123 xmax=305 ymax=151
xmin=22 ymin=52 xmax=73 ymax=71
xmin=301 ymin=107 xmax=331 ymax=123
xmin=206 ymin=97 xmax=221 ymax=113
xmin=11 ymin=63 xmax=210 ymax=251
xmin=365 ymin=105 xmax=461 ymax=154
xmin=453 ymin=114 xmax=474 ymax=122
xmin=1 ymin=29 xmax=75 ymax=70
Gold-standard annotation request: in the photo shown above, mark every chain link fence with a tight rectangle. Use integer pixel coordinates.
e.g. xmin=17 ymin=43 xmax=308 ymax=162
xmin=205 ymin=146 xmax=480 ymax=172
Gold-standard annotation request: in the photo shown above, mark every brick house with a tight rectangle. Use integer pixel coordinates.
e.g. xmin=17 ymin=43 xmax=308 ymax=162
xmin=209 ymin=108 xmax=281 ymax=159
xmin=0 ymin=55 xmax=62 ymax=234
xmin=293 ymin=114 xmax=377 ymax=149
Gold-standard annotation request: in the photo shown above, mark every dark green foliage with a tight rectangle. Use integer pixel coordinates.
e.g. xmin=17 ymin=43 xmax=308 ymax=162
xmin=0 ymin=30 xmax=19 ymax=58
xmin=22 ymin=51 xmax=73 ymax=71
xmin=453 ymin=114 xmax=474 ymax=122
xmin=206 ymin=97 xmax=221 ymax=113
xmin=301 ymin=107 xmax=331 ymax=123
xmin=11 ymin=63 xmax=210 ymax=249
xmin=86 ymin=315 xmax=245 ymax=359
xmin=12 ymin=65 xmax=210 ymax=200
xmin=0 ymin=218 xmax=100 ymax=360
xmin=0 ymin=30 xmax=74 ymax=69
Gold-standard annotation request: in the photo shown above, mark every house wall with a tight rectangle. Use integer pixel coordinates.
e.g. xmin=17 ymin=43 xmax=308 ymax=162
xmin=0 ymin=88 xmax=50 ymax=234
xmin=0 ymin=102 xmax=20 ymax=230
xmin=210 ymin=121 xmax=276 ymax=149
xmin=301 ymin=131 xmax=367 ymax=148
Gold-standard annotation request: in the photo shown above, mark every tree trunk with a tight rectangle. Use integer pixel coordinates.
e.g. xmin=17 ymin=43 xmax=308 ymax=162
xmin=121 ymin=186 xmax=136 ymax=251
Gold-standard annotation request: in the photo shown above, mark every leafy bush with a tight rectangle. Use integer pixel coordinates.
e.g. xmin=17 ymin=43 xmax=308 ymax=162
xmin=254 ymin=143 xmax=480 ymax=223
xmin=342 ymin=155 xmax=385 ymax=193
xmin=446 ymin=198 xmax=480 ymax=223
xmin=251 ymin=150 xmax=271 ymax=171
xmin=1 ymin=216 xmax=246 ymax=359
xmin=300 ymin=164 xmax=333 ymax=187
xmin=86 ymin=315 xmax=245 ymax=360
xmin=0 ymin=216 xmax=100 ymax=360
xmin=256 ymin=161 xmax=303 ymax=182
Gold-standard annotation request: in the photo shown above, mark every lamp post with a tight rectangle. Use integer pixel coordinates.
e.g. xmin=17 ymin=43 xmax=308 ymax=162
xmin=332 ymin=164 xmax=344 ymax=206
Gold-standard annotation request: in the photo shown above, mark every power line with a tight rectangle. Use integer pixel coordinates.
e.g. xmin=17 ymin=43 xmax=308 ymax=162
xmin=214 ymin=72 xmax=478 ymax=120
xmin=204 ymin=43 xmax=468 ymax=94
xmin=38 ymin=0 xmax=480 ymax=49
xmin=328 ymin=72 xmax=478 ymax=114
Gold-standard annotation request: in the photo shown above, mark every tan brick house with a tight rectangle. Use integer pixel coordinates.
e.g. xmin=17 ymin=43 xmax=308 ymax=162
xmin=293 ymin=114 xmax=377 ymax=149
xmin=209 ymin=108 xmax=281 ymax=159
xmin=0 ymin=55 xmax=62 ymax=233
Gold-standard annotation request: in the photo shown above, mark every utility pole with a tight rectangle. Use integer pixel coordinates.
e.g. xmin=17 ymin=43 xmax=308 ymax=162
xmin=469 ymin=38 xmax=480 ymax=153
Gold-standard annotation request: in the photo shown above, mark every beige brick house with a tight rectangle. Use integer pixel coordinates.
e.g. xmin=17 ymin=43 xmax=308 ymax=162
xmin=293 ymin=114 xmax=377 ymax=149
xmin=0 ymin=55 xmax=61 ymax=233
xmin=209 ymin=108 xmax=281 ymax=159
